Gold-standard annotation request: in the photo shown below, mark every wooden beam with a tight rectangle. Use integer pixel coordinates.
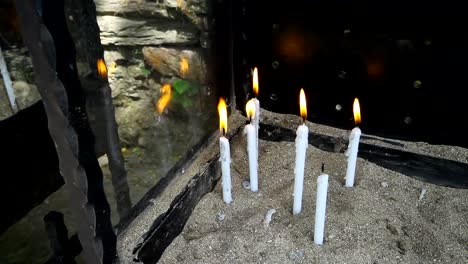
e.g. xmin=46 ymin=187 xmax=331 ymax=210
xmin=133 ymin=158 xmax=220 ymax=264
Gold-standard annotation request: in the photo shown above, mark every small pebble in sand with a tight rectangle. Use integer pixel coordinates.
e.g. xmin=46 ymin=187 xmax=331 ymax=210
xmin=263 ymin=209 xmax=277 ymax=227
xmin=176 ymin=250 xmax=189 ymax=261
xmin=381 ymin=181 xmax=389 ymax=188
xmin=192 ymin=249 xmax=203 ymax=259
xmin=288 ymin=250 xmax=304 ymax=261
xmin=216 ymin=211 xmax=225 ymax=222
xmin=242 ymin=180 xmax=251 ymax=190
xmin=419 ymin=188 xmax=427 ymax=201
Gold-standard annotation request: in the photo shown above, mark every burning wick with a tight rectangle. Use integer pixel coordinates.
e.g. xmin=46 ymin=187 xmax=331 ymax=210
xmin=345 ymin=98 xmax=362 ymax=187
xmin=218 ymin=98 xmax=232 ymax=204
xmin=293 ymin=88 xmax=309 ymax=215
xmin=299 ymin=88 xmax=307 ymax=123
xmin=245 ymin=99 xmax=258 ymax=192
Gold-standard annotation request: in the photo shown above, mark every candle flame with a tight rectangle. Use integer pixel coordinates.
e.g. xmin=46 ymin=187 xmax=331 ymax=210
xmin=299 ymin=88 xmax=307 ymax=121
xmin=180 ymin=58 xmax=189 ymax=77
xmin=218 ymin=98 xmax=228 ymax=134
xmin=156 ymin=84 xmax=172 ymax=113
xmin=353 ymin=98 xmax=361 ymax=126
xmin=246 ymin=99 xmax=256 ymax=120
xmin=97 ymin=58 xmax=108 ymax=79
xmin=253 ymin=67 xmax=259 ymax=97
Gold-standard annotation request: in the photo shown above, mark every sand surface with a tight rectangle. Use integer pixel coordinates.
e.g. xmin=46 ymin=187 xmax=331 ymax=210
xmin=159 ymin=110 xmax=468 ymax=264
xmin=116 ymin=110 xmax=247 ymax=263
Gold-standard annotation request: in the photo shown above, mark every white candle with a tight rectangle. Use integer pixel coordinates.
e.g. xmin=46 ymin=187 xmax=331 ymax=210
xmin=314 ymin=173 xmax=329 ymax=245
xmin=245 ymin=123 xmax=258 ymax=192
xmin=293 ymin=124 xmax=308 ymax=215
xmin=345 ymin=127 xmax=361 ymax=187
xmin=245 ymin=99 xmax=258 ymax=192
xmin=252 ymin=67 xmax=260 ymax=149
xmin=220 ymin=136 xmax=232 ymax=204
xmin=253 ymin=98 xmax=260 ymax=141
xmin=293 ymin=88 xmax=308 ymax=215
xmin=345 ymin=98 xmax=362 ymax=188
xmin=218 ymin=98 xmax=232 ymax=204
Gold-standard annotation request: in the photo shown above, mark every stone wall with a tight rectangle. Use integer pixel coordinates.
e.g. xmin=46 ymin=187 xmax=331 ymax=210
xmin=93 ymin=0 xmax=213 ymax=147
xmin=1 ymin=0 xmax=214 ymax=149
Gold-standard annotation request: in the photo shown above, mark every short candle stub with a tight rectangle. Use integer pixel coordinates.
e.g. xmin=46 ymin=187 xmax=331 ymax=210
xmin=314 ymin=174 xmax=329 ymax=245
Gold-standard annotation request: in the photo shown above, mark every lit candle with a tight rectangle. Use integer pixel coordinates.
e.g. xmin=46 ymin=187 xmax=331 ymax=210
xmin=218 ymin=98 xmax=232 ymax=204
xmin=345 ymin=98 xmax=362 ymax=187
xmin=252 ymin=67 xmax=260 ymax=147
xmin=314 ymin=173 xmax=329 ymax=245
xmin=293 ymin=89 xmax=309 ymax=215
xmin=245 ymin=99 xmax=258 ymax=192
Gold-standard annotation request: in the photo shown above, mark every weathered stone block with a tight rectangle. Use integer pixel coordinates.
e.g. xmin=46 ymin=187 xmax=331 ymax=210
xmin=94 ymin=0 xmax=172 ymax=18
xmin=142 ymin=47 xmax=206 ymax=83
xmin=97 ymin=16 xmax=198 ymax=46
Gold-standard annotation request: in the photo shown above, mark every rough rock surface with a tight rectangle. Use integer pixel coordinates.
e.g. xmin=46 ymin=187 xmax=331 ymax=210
xmin=0 ymin=49 xmax=40 ymax=120
xmin=97 ymin=16 xmax=198 ymax=46
xmin=94 ymin=0 xmax=208 ymax=16
xmin=2 ymin=0 xmax=212 ymax=143
xmin=2 ymin=48 xmax=35 ymax=84
xmin=12 ymin=81 xmax=41 ymax=110
xmin=94 ymin=0 xmax=172 ymax=18
xmin=143 ymin=47 xmax=207 ymax=83
xmin=0 ymin=82 xmax=14 ymax=119
xmin=93 ymin=0 xmax=212 ymax=146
